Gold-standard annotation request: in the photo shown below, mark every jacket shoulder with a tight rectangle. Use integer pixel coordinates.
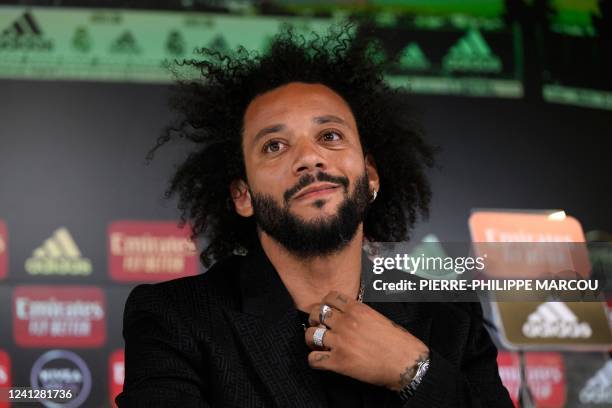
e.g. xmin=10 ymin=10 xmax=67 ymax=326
xmin=124 ymin=255 xmax=244 ymax=316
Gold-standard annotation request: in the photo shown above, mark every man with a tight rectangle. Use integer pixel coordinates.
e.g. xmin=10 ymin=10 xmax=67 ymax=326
xmin=117 ymin=25 xmax=513 ymax=407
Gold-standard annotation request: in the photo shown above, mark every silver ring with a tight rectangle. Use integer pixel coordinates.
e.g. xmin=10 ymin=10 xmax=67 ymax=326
xmin=313 ymin=327 xmax=327 ymax=348
xmin=319 ymin=304 xmax=332 ymax=324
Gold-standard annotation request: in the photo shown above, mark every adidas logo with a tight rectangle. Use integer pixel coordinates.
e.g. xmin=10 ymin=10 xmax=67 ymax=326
xmin=398 ymin=42 xmax=430 ymax=71
xmin=207 ymin=34 xmax=230 ymax=54
xmin=25 ymin=227 xmax=92 ymax=275
xmin=110 ymin=31 xmax=141 ymax=54
xmin=166 ymin=30 xmax=185 ymax=56
xmin=522 ymin=302 xmax=592 ymax=339
xmin=71 ymin=26 xmax=92 ymax=53
xmin=0 ymin=11 xmax=53 ymax=51
xmin=442 ymin=28 xmax=501 ymax=73
xmin=579 ymin=360 xmax=612 ymax=404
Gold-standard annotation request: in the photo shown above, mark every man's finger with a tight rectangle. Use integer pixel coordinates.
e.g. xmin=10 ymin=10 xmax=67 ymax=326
xmin=308 ymin=351 xmax=334 ymax=370
xmin=322 ymin=290 xmax=355 ymax=312
xmin=307 ymin=303 xmax=322 ymax=326
xmin=308 ymin=303 xmax=340 ymax=328
xmin=304 ymin=326 xmax=336 ymax=350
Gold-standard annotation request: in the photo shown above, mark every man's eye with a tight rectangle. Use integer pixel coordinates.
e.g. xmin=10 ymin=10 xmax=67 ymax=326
xmin=263 ymin=140 xmax=284 ymax=153
xmin=321 ymin=131 xmax=342 ymax=142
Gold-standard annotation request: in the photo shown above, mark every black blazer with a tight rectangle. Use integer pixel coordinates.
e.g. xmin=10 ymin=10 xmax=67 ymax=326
xmin=116 ymin=247 xmax=513 ymax=407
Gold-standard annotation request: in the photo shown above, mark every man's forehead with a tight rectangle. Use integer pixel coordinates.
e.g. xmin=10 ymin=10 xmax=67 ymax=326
xmin=242 ymin=82 xmax=356 ymax=139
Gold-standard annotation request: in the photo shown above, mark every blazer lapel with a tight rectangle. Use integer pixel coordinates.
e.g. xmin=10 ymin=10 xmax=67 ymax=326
xmin=225 ymin=247 xmax=327 ymax=408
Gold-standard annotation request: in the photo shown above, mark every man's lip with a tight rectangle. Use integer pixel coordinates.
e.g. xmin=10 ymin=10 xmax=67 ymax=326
xmin=293 ymin=183 xmax=340 ymax=200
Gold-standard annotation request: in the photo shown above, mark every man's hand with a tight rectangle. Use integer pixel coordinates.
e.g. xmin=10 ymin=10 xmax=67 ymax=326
xmin=304 ymin=290 xmax=430 ymax=392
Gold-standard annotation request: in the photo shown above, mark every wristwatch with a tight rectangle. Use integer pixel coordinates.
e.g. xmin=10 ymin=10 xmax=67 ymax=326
xmin=397 ymin=358 xmax=431 ymax=401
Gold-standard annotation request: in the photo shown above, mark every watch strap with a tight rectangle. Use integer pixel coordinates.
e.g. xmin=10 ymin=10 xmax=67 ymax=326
xmin=397 ymin=358 xmax=430 ymax=401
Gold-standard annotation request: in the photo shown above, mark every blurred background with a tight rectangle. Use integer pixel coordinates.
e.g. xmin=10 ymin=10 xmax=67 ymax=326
xmin=0 ymin=0 xmax=611 ymax=407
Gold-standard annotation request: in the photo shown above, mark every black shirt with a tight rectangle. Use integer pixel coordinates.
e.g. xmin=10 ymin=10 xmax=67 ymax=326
xmin=298 ymin=310 xmax=364 ymax=407
xmin=297 ymin=310 xmax=367 ymax=407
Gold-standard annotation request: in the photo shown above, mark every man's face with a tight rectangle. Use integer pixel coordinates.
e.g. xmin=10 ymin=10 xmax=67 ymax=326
xmin=234 ymin=82 xmax=379 ymax=256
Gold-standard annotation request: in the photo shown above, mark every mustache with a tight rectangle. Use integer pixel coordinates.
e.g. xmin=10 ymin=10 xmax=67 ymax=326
xmin=284 ymin=172 xmax=349 ymax=204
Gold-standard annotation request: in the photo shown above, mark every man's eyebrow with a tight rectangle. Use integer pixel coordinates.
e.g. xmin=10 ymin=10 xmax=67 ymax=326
xmin=251 ymin=115 xmax=348 ymax=144
xmin=253 ymin=123 xmax=286 ymax=144
xmin=313 ymin=115 xmax=348 ymax=126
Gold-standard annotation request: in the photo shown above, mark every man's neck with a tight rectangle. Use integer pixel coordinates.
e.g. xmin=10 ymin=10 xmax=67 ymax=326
xmin=259 ymin=227 xmax=364 ymax=313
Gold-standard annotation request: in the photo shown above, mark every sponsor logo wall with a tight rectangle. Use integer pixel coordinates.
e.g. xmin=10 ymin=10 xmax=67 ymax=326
xmin=0 ymin=6 xmax=525 ymax=99
xmin=0 ymin=219 xmax=197 ymax=407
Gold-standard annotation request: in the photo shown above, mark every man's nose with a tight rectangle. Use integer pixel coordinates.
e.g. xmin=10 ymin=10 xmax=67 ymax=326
xmin=292 ymin=139 xmax=327 ymax=174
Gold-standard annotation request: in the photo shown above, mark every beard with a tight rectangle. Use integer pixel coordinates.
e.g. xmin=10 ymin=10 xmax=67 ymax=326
xmin=250 ymin=172 xmax=370 ymax=258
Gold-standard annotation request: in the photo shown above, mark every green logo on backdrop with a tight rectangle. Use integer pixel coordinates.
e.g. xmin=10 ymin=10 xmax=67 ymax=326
xmin=398 ymin=42 xmax=430 ymax=71
xmin=166 ymin=30 xmax=185 ymax=56
xmin=71 ymin=26 xmax=92 ymax=53
xmin=110 ymin=30 xmax=141 ymax=54
xmin=443 ymin=28 xmax=501 ymax=73
xmin=207 ymin=34 xmax=230 ymax=53
xmin=0 ymin=11 xmax=53 ymax=51
xmin=365 ymin=41 xmax=387 ymax=65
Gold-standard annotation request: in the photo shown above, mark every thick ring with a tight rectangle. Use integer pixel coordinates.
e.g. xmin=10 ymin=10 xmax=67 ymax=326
xmin=313 ymin=327 xmax=327 ymax=348
xmin=319 ymin=304 xmax=332 ymax=325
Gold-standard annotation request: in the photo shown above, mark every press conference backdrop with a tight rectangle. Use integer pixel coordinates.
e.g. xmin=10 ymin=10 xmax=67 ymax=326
xmin=1 ymin=1 xmax=611 ymax=407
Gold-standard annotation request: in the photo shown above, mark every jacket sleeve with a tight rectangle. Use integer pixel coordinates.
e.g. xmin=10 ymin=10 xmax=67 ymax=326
xmin=115 ymin=284 xmax=210 ymax=408
xmin=401 ymin=302 xmax=514 ymax=408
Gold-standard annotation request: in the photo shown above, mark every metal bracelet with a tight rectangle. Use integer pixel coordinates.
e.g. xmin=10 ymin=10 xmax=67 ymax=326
xmin=397 ymin=358 xmax=430 ymax=401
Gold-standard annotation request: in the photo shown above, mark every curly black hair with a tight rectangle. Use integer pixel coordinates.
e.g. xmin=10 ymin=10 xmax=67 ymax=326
xmin=150 ymin=23 xmax=436 ymax=267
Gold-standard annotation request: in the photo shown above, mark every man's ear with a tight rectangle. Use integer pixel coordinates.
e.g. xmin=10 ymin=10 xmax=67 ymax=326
xmin=230 ymin=179 xmax=254 ymax=217
xmin=365 ymin=154 xmax=380 ymax=194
